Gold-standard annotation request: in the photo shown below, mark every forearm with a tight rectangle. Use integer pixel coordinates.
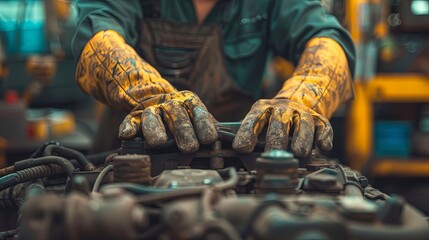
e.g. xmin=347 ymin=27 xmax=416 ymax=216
xmin=72 ymin=0 xmax=142 ymax=59
xmin=76 ymin=30 xmax=176 ymax=111
xmin=275 ymin=37 xmax=354 ymax=118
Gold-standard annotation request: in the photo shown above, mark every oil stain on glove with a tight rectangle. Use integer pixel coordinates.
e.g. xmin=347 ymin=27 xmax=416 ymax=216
xmin=76 ymin=30 xmax=217 ymax=152
xmin=233 ymin=37 xmax=354 ymax=158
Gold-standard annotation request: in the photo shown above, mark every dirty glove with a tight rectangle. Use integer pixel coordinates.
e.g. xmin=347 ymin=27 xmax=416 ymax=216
xmin=76 ymin=30 xmax=217 ymax=152
xmin=233 ymin=37 xmax=354 ymax=158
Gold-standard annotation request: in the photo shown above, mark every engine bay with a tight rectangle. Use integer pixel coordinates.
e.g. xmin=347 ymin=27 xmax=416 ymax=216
xmin=0 ymin=123 xmax=428 ymax=240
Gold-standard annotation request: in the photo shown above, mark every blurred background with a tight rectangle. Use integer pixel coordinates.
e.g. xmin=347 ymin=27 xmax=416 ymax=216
xmin=1 ymin=0 xmax=429 ymax=214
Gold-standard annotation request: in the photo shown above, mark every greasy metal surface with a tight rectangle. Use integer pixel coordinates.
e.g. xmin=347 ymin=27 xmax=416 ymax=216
xmin=113 ymin=154 xmax=151 ymax=184
xmin=153 ymin=169 xmax=223 ymax=188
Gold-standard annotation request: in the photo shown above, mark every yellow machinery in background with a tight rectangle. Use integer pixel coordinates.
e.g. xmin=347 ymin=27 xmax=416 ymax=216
xmin=346 ymin=0 xmax=429 ymax=176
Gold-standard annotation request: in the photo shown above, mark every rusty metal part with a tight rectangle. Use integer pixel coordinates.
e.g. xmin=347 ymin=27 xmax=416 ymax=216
xmin=113 ymin=154 xmax=151 ymax=184
xmin=19 ymin=190 xmax=147 ymax=240
xmin=210 ymin=141 xmax=224 ymax=169
xmin=44 ymin=145 xmax=96 ymax=171
xmin=255 ymin=150 xmax=299 ymax=194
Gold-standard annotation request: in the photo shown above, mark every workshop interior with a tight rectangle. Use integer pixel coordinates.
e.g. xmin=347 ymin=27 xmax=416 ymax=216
xmin=1 ymin=0 xmax=429 ymax=239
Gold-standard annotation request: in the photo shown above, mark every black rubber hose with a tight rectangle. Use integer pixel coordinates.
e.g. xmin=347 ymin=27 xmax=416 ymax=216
xmin=29 ymin=141 xmax=60 ymax=158
xmin=0 ymin=165 xmax=63 ymax=192
xmin=17 ymin=165 xmax=64 ymax=182
xmin=14 ymin=156 xmax=75 ymax=178
xmin=44 ymin=145 xmax=96 ymax=171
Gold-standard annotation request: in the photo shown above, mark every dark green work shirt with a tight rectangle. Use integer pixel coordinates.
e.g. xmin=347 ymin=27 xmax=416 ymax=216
xmin=72 ymin=0 xmax=355 ymax=98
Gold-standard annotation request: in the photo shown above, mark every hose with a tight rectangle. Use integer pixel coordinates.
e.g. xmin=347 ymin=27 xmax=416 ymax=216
xmin=0 ymin=180 xmax=46 ymax=209
xmin=0 ymin=164 xmax=63 ymax=192
xmin=29 ymin=141 xmax=60 ymax=158
xmin=0 ymin=166 xmax=14 ymax=178
xmin=14 ymin=156 xmax=75 ymax=178
xmin=92 ymin=165 xmax=114 ymax=193
xmin=0 ymin=183 xmax=25 ymax=209
xmin=101 ymin=183 xmax=173 ymax=195
xmin=44 ymin=145 xmax=96 ymax=171
xmin=0 ymin=156 xmax=76 ymax=177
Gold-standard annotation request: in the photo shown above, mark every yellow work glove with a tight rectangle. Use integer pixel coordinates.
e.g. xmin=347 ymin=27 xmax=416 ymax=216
xmin=233 ymin=37 xmax=354 ymax=158
xmin=76 ymin=30 xmax=217 ymax=152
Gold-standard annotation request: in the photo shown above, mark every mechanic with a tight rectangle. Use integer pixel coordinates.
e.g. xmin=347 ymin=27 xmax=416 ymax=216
xmin=72 ymin=0 xmax=355 ymax=158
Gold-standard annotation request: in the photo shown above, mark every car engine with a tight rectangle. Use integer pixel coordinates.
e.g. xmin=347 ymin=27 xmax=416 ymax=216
xmin=0 ymin=123 xmax=428 ymax=240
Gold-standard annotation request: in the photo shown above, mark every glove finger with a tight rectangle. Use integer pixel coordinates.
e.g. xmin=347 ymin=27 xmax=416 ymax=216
xmin=265 ymin=108 xmax=292 ymax=151
xmin=233 ymin=102 xmax=271 ymax=153
xmin=161 ymin=100 xmax=199 ymax=153
xmin=183 ymin=93 xmax=218 ymax=144
xmin=141 ymin=106 xmax=168 ymax=147
xmin=291 ymin=111 xmax=315 ymax=158
xmin=315 ymin=118 xmax=334 ymax=151
xmin=118 ymin=110 xmax=143 ymax=139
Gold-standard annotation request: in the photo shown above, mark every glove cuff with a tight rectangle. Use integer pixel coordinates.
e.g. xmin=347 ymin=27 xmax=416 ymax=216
xmin=75 ymin=30 xmax=176 ymax=111
xmin=275 ymin=37 xmax=354 ymax=118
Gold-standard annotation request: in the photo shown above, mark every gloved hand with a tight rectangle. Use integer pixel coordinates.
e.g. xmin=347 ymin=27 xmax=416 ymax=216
xmin=233 ymin=37 xmax=354 ymax=158
xmin=76 ymin=30 xmax=217 ymax=152
xmin=119 ymin=90 xmax=218 ymax=152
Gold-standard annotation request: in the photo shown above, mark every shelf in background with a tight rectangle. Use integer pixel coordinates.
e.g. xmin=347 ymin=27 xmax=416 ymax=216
xmin=369 ymin=74 xmax=429 ymax=102
xmin=371 ymin=159 xmax=429 ymax=177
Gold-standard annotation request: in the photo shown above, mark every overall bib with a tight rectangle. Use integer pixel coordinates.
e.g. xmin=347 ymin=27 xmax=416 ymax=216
xmin=139 ymin=0 xmax=255 ymax=121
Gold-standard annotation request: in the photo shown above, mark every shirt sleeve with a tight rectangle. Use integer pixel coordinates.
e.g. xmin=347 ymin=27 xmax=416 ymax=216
xmin=269 ymin=0 xmax=356 ymax=75
xmin=71 ymin=0 xmax=143 ymax=60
